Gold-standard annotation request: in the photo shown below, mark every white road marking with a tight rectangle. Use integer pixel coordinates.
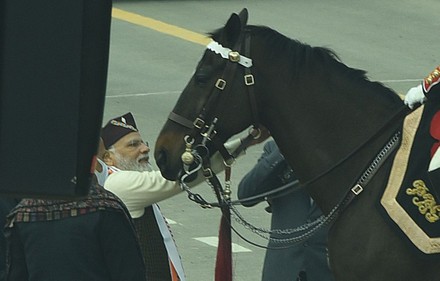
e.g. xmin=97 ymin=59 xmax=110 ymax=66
xmin=106 ymin=91 xmax=180 ymax=98
xmin=194 ymin=236 xmax=252 ymax=253
xmin=165 ymin=218 xmax=177 ymax=225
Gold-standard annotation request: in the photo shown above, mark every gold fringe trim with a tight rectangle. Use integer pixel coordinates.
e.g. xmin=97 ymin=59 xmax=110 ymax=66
xmin=381 ymin=105 xmax=440 ymax=254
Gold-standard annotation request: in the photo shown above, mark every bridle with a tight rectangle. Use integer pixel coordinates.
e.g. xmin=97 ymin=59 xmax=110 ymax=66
xmin=165 ymin=26 xmax=412 ymax=248
xmin=166 ymin=28 xmax=263 ymax=203
xmin=168 ymin=29 xmax=259 ymax=169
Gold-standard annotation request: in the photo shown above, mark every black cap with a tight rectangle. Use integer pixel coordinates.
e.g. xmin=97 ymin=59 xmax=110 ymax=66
xmin=101 ymin=112 xmax=138 ymax=149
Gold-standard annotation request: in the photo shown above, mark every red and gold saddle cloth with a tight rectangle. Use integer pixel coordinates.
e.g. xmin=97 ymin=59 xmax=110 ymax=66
xmin=381 ymin=103 xmax=440 ymax=255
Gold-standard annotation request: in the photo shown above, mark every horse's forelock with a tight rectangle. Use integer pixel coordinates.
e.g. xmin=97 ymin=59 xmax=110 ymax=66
xmin=208 ymin=28 xmax=223 ymax=43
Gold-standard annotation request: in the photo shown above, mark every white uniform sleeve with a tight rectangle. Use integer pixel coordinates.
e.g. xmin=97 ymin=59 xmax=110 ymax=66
xmin=404 ymin=84 xmax=426 ymax=109
xmin=104 ymin=170 xmax=181 ymax=218
xmin=104 ymin=138 xmax=244 ymax=218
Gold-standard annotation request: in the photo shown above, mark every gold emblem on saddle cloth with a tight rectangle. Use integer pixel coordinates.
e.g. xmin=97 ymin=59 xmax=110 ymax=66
xmin=406 ymin=180 xmax=440 ymax=223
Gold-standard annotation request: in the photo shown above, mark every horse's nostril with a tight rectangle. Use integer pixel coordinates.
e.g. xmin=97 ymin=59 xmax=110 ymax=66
xmin=155 ymin=149 xmax=167 ymax=168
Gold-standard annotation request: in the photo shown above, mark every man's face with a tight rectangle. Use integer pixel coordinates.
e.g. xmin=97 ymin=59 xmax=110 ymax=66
xmin=110 ymin=132 xmax=152 ymax=172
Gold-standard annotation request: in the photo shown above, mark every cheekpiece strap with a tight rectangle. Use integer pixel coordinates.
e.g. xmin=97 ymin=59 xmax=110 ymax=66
xmin=207 ymin=41 xmax=253 ymax=68
xmin=168 ymin=111 xmax=194 ymax=129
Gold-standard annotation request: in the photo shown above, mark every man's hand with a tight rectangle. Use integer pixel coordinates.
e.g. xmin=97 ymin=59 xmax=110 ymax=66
xmin=404 ymin=84 xmax=426 ymax=109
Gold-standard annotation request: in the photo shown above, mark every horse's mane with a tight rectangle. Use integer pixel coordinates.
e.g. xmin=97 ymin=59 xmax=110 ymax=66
xmin=210 ymin=25 xmax=399 ymax=99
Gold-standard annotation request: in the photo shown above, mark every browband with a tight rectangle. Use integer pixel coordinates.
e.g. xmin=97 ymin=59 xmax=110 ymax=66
xmin=207 ymin=41 xmax=253 ymax=68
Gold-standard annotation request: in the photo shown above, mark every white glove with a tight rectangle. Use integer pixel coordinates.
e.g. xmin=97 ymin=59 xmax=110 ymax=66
xmin=404 ymin=84 xmax=426 ymax=109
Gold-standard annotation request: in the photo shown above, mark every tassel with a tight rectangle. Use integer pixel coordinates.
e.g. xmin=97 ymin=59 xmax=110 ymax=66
xmin=215 ymin=207 xmax=232 ymax=281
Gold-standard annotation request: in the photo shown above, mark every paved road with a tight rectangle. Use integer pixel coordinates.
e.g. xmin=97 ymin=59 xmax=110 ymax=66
xmin=105 ymin=1 xmax=439 ymax=280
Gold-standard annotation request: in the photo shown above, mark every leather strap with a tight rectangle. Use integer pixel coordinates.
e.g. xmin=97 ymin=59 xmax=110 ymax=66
xmin=168 ymin=111 xmax=193 ymax=129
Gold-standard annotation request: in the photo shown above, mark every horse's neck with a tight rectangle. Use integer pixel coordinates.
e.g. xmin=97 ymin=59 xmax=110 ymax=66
xmin=259 ymin=70 xmax=402 ymax=212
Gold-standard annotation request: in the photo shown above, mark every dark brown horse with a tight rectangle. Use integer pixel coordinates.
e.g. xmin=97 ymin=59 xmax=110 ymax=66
xmin=154 ymin=9 xmax=440 ymax=281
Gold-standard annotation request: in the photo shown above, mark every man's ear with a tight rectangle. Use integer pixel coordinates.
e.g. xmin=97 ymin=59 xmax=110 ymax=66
xmin=103 ymin=150 xmax=116 ymax=166
xmin=97 ymin=138 xmax=106 ymax=159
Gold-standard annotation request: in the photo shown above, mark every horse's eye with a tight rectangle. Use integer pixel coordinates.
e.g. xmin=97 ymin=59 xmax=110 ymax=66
xmin=194 ymin=67 xmax=212 ymax=84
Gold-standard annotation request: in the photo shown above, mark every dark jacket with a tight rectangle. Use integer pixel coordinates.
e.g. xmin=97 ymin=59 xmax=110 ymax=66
xmin=5 ymin=180 xmax=146 ymax=281
xmin=0 ymin=198 xmax=19 ymax=281
xmin=238 ymin=140 xmax=335 ymax=281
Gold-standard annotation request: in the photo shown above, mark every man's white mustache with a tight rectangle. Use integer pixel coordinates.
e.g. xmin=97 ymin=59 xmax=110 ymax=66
xmin=138 ymin=154 xmax=149 ymax=163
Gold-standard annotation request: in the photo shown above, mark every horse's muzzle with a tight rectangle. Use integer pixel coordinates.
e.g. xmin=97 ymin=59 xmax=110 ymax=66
xmin=154 ymin=146 xmax=181 ymax=181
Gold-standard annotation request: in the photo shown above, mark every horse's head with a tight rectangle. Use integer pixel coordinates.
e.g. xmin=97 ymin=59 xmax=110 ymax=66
xmin=155 ymin=8 xmax=259 ymax=180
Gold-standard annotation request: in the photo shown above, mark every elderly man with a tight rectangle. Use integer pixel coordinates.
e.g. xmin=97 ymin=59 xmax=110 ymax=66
xmin=100 ymin=112 xmax=251 ymax=281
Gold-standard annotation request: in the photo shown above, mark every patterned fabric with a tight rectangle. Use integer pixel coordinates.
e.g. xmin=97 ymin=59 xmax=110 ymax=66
xmin=6 ymin=178 xmax=129 ymax=226
xmin=133 ymin=206 xmax=172 ymax=281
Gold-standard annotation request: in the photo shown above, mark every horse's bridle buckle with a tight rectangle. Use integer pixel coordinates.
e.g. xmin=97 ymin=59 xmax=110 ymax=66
xmin=215 ymin=79 xmax=226 ymax=90
xmin=351 ymin=184 xmax=363 ymax=195
xmin=193 ymin=118 xmax=205 ymax=129
xmin=244 ymin=74 xmax=255 ymax=85
xmin=203 ymin=167 xmax=214 ymax=178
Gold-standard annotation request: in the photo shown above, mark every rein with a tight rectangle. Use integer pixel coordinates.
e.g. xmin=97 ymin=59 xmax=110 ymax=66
xmin=179 ymin=129 xmax=402 ymax=249
xmin=180 ymin=105 xmax=410 ymax=209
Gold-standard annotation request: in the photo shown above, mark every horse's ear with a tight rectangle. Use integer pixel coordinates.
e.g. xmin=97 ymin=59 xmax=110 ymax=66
xmin=238 ymin=8 xmax=248 ymax=26
xmin=223 ymin=11 xmax=243 ymax=47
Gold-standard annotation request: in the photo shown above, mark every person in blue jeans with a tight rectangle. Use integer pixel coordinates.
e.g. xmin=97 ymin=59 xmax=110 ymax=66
xmin=238 ymin=140 xmax=335 ymax=281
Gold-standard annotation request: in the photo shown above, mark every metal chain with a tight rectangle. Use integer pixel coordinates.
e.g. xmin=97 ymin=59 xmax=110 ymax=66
xmin=230 ymin=203 xmax=341 ymax=244
xmin=179 ymin=128 xmax=401 ymax=246
xmin=229 ymin=131 xmax=401 ymax=245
